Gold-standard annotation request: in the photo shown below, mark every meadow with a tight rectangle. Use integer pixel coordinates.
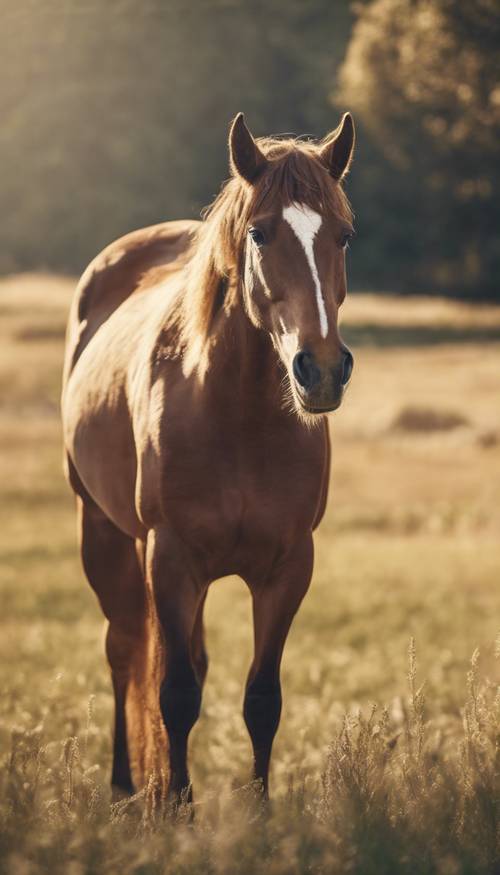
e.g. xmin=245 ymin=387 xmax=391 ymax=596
xmin=0 ymin=274 xmax=498 ymax=874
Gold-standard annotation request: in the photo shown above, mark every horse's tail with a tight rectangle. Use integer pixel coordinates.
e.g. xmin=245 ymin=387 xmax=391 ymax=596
xmin=125 ymin=603 xmax=169 ymax=805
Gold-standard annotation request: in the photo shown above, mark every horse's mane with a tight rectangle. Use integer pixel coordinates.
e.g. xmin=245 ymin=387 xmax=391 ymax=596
xmin=168 ymin=135 xmax=353 ymax=375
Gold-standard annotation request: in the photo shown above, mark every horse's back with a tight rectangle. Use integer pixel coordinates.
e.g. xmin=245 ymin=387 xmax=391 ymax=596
xmin=64 ymin=220 xmax=198 ymax=381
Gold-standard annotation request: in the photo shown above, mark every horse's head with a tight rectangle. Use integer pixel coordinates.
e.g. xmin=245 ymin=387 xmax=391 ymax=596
xmin=229 ymin=112 xmax=355 ymax=420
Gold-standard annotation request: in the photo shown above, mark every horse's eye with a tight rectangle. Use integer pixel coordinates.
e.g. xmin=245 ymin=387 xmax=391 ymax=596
xmin=341 ymin=230 xmax=354 ymax=249
xmin=248 ymin=227 xmax=266 ymax=247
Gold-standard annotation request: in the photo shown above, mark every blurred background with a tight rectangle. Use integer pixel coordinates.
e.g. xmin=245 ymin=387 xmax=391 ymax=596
xmin=1 ymin=3 xmax=499 ymax=872
xmin=2 ymin=0 xmax=499 ymax=298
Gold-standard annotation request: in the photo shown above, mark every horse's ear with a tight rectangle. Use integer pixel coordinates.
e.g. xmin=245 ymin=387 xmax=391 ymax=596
xmin=318 ymin=112 xmax=355 ymax=180
xmin=229 ymin=113 xmax=267 ymax=184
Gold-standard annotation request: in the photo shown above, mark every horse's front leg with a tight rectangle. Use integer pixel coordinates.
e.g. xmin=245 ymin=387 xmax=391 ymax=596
xmin=146 ymin=527 xmax=207 ymax=806
xmin=243 ymin=535 xmax=314 ymax=797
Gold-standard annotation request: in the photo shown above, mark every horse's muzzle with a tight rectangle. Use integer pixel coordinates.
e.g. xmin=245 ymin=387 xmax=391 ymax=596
xmin=292 ymin=345 xmax=354 ymax=414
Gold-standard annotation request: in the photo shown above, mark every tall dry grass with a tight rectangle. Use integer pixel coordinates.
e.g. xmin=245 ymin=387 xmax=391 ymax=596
xmin=1 ymin=276 xmax=499 ymax=874
xmin=1 ymin=643 xmax=498 ymax=875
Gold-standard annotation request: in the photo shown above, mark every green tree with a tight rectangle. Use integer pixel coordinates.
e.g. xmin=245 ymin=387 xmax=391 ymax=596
xmin=337 ymin=0 xmax=500 ymax=297
xmin=0 ymin=0 xmax=351 ymax=275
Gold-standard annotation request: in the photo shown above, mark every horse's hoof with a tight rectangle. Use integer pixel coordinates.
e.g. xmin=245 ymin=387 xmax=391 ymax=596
xmin=111 ymin=781 xmax=135 ymax=803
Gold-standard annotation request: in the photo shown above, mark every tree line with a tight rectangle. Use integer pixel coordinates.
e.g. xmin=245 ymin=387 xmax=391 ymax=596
xmin=1 ymin=0 xmax=498 ymax=298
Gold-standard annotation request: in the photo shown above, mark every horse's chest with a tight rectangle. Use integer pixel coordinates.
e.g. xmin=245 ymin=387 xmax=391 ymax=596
xmin=157 ymin=427 xmax=327 ymax=576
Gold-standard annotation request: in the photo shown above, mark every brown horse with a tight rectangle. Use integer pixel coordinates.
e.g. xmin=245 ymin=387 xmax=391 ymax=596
xmin=61 ymin=112 xmax=355 ymax=804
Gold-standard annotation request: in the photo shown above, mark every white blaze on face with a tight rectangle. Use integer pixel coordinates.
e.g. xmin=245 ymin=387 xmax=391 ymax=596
xmin=282 ymin=203 xmax=328 ymax=338
xmin=278 ymin=317 xmax=298 ymax=359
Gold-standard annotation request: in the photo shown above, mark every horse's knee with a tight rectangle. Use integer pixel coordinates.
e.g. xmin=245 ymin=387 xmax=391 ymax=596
xmin=159 ymin=680 xmax=201 ymax=740
xmin=243 ymin=682 xmax=282 ymax=749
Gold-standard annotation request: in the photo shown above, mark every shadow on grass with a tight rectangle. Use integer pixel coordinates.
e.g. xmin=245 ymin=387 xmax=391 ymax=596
xmin=341 ymin=323 xmax=500 ymax=348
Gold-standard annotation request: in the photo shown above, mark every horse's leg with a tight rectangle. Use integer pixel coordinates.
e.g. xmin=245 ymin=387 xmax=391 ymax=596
xmin=78 ymin=497 xmax=148 ymax=796
xmin=191 ymin=591 xmax=209 ymax=687
xmin=146 ymin=527 xmax=207 ymax=804
xmin=244 ymin=535 xmax=314 ymax=797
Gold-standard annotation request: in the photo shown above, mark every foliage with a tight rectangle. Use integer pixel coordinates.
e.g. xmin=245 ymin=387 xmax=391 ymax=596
xmin=337 ymin=0 xmax=500 ymax=297
xmin=0 ymin=0 xmax=350 ymax=273
xmin=3 ymin=1 xmax=499 ymax=298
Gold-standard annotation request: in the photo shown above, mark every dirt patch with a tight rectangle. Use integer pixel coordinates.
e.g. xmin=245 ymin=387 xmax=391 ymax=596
xmin=392 ymin=405 xmax=470 ymax=432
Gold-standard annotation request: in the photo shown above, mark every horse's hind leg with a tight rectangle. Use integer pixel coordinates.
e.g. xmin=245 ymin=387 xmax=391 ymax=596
xmin=77 ymin=497 xmax=149 ymax=796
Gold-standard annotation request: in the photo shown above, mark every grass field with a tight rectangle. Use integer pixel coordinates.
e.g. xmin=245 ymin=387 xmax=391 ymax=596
xmin=0 ymin=274 xmax=499 ymax=874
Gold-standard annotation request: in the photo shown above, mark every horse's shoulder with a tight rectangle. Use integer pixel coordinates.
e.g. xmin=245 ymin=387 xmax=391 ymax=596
xmin=65 ymin=220 xmax=199 ymax=376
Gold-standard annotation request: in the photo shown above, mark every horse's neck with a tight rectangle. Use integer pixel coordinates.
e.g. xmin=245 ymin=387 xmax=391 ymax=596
xmin=207 ymin=303 xmax=284 ymax=420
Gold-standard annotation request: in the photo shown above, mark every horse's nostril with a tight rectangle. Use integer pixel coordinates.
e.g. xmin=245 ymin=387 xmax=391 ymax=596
xmin=293 ymin=350 xmax=320 ymax=391
xmin=341 ymin=349 xmax=354 ymax=386
xmin=293 ymin=351 xmax=310 ymax=388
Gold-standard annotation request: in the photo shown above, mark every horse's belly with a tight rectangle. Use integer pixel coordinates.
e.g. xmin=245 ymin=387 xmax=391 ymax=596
xmin=63 ymin=374 xmax=145 ymax=540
